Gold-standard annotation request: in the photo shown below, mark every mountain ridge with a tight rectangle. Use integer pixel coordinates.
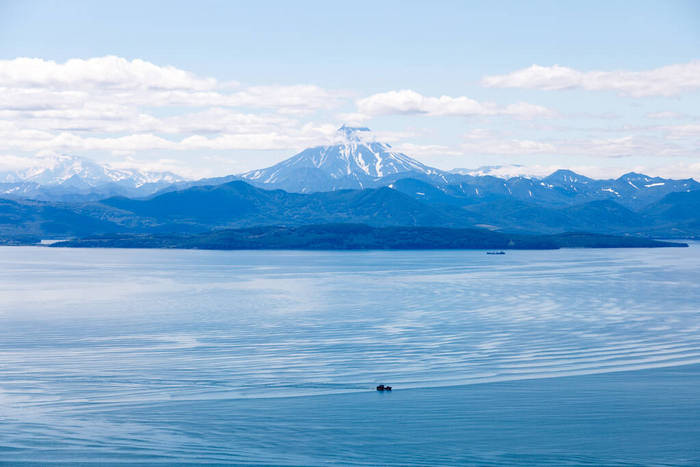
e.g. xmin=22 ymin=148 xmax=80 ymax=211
xmin=231 ymin=127 xmax=699 ymax=210
xmin=2 ymin=179 xmax=698 ymax=242
xmin=3 ymin=128 xmax=697 ymax=211
xmin=0 ymin=128 xmax=698 ymax=241
xmin=0 ymin=154 xmax=186 ymax=201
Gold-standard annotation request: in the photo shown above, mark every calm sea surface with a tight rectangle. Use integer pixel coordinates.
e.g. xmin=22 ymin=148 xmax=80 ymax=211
xmin=0 ymin=244 xmax=699 ymax=465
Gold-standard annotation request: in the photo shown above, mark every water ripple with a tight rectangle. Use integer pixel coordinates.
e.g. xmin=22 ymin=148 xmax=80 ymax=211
xmin=0 ymin=245 xmax=699 ymax=463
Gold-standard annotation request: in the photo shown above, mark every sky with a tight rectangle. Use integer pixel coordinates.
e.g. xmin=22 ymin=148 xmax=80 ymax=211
xmin=0 ymin=0 xmax=699 ymax=180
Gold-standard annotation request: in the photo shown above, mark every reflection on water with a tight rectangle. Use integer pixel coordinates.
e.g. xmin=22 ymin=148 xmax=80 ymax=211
xmin=0 ymin=244 xmax=698 ymax=463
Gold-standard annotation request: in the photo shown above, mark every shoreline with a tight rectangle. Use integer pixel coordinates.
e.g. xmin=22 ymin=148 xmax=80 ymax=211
xmin=2 ymin=225 xmax=692 ymax=250
xmin=44 ymin=227 xmax=691 ymax=250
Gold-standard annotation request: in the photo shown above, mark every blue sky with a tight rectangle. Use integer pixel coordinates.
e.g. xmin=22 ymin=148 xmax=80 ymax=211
xmin=0 ymin=0 xmax=699 ymax=179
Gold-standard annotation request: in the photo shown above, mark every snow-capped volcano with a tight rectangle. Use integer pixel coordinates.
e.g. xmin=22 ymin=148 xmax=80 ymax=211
xmin=14 ymin=154 xmax=182 ymax=188
xmin=241 ymin=126 xmax=445 ymax=192
xmin=0 ymin=155 xmax=185 ymax=200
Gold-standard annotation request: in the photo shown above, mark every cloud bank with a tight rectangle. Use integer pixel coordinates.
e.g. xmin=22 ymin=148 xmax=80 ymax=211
xmin=0 ymin=56 xmax=698 ymax=178
xmin=0 ymin=56 xmax=345 ymax=166
xmin=482 ymin=61 xmax=700 ymax=97
xmin=357 ymin=89 xmax=553 ymax=118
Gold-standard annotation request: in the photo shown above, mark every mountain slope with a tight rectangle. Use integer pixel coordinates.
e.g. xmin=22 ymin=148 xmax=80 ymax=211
xmin=101 ymin=180 xmax=468 ymax=231
xmin=3 ymin=136 xmax=697 ymax=212
xmin=233 ymin=127 xmax=699 ymax=207
xmin=237 ymin=128 xmax=698 ymax=209
xmin=241 ymin=126 xmax=448 ymax=192
xmin=641 ymin=190 xmax=700 ymax=236
xmin=0 ymin=155 xmax=185 ymax=201
xmin=0 ymin=197 xmax=123 ymax=238
xmin=2 ymin=180 xmax=699 ymax=240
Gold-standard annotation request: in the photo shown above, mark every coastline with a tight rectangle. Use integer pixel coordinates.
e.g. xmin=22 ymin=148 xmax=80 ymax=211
xmin=37 ymin=225 xmax=689 ymax=250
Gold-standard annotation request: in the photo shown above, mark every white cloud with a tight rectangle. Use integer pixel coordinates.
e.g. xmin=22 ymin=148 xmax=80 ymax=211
xmin=0 ymin=57 xmax=343 ymax=118
xmin=453 ymin=128 xmax=556 ymax=156
xmin=0 ymin=56 xmax=351 ymax=159
xmin=393 ymin=142 xmax=464 ymax=158
xmin=180 ymin=124 xmax=336 ymax=151
xmin=0 ymin=153 xmax=39 ymax=176
xmin=0 ymin=86 xmax=340 ymax=116
xmin=0 ymin=56 xmax=219 ymax=91
xmin=1 ymin=55 xmax=696 ymax=179
xmin=482 ymin=61 xmax=700 ymax=97
xmin=663 ymin=123 xmax=700 ymax=138
xmin=0 ymin=117 xmax=338 ymax=154
xmin=107 ymin=156 xmax=207 ymax=178
xmin=157 ymin=108 xmax=290 ymax=135
xmin=384 ymin=127 xmax=696 ymax=173
xmin=356 ymin=89 xmax=553 ymax=118
xmin=460 ymin=135 xmax=556 ymax=156
xmin=567 ymin=135 xmax=687 ymax=158
xmin=458 ymin=130 xmax=690 ymax=159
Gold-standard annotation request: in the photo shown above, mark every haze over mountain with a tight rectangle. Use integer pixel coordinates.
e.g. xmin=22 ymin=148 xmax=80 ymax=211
xmin=0 ymin=154 xmax=185 ymax=201
xmin=3 ymin=127 xmax=697 ymax=211
xmin=1 ymin=127 xmax=698 ymax=244
xmin=235 ymin=127 xmax=698 ymax=210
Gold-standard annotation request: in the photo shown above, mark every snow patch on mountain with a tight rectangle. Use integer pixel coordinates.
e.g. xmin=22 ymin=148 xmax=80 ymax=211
xmin=0 ymin=154 xmax=187 ymax=200
xmin=4 ymin=154 xmax=184 ymax=188
xmin=241 ymin=126 xmax=444 ymax=187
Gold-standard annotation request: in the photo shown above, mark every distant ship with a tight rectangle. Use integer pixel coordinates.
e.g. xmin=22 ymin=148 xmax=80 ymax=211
xmin=486 ymin=251 xmax=506 ymax=255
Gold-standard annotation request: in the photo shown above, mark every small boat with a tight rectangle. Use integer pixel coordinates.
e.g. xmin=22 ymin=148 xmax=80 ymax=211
xmin=486 ymin=251 xmax=506 ymax=255
xmin=376 ymin=384 xmax=392 ymax=391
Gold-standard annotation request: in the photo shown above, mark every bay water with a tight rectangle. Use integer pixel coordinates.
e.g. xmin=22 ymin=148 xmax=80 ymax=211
xmin=0 ymin=244 xmax=699 ymax=464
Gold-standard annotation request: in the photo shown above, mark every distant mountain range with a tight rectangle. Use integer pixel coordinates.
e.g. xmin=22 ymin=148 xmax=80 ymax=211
xmin=152 ymin=126 xmax=699 ymax=212
xmin=0 ymin=126 xmax=698 ymax=245
xmin=235 ymin=127 xmax=699 ymax=210
xmin=0 ymin=154 xmax=184 ymax=201
xmin=2 ymin=127 xmax=698 ymax=210
xmin=2 ymin=178 xmax=699 ymax=243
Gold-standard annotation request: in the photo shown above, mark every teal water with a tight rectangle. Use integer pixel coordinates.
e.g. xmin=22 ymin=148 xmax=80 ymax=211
xmin=0 ymin=245 xmax=699 ymax=464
